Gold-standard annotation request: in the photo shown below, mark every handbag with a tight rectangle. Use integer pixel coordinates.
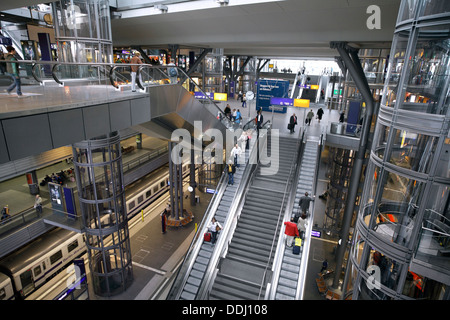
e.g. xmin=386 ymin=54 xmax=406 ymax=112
xmin=287 ymin=123 xmax=291 ymax=130
xmin=216 ymin=225 xmax=221 ymax=232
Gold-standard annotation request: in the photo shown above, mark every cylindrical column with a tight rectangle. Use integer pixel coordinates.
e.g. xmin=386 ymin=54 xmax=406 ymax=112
xmin=72 ymin=131 xmax=133 ymax=297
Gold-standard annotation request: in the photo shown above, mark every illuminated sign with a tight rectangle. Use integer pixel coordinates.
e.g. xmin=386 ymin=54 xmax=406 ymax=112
xmin=214 ymin=93 xmax=228 ymax=101
xmin=270 ymin=97 xmax=293 ymax=106
xmin=311 ymin=230 xmax=321 ymax=238
xmin=293 ymin=99 xmax=310 ymax=108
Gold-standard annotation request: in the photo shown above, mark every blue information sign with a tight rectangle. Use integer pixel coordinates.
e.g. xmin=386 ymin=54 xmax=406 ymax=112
xmin=257 ymin=79 xmax=290 ymax=113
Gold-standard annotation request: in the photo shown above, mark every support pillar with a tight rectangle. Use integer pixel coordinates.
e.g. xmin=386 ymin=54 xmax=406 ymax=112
xmin=330 ymin=42 xmax=375 ymax=291
xmin=72 ymin=131 xmax=133 ymax=297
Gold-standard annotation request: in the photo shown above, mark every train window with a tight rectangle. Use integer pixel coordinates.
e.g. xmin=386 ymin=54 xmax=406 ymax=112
xmin=50 ymin=250 xmax=63 ymax=265
xmin=129 ymin=202 xmax=135 ymax=211
xmin=160 ymin=181 xmax=165 ymax=188
xmin=138 ymin=195 xmax=144 ymax=204
xmin=146 ymin=190 xmax=152 ymax=198
xmin=153 ymin=186 xmax=158 ymax=194
xmin=0 ymin=288 xmax=5 ymax=300
xmin=67 ymin=239 xmax=79 ymax=253
xmin=33 ymin=265 xmax=42 ymax=277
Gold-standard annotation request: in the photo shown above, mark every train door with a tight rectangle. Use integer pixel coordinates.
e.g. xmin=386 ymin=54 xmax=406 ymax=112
xmin=32 ymin=261 xmax=47 ymax=288
xmin=19 ymin=270 xmax=34 ymax=296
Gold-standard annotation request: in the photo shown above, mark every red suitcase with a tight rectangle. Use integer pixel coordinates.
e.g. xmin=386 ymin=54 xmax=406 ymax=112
xmin=204 ymin=232 xmax=211 ymax=242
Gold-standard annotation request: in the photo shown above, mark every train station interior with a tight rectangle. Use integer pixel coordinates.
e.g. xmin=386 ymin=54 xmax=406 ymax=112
xmin=0 ymin=0 xmax=449 ymax=309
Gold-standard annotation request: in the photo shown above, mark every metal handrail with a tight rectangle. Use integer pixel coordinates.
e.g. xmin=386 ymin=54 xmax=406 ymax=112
xmin=266 ymin=129 xmax=306 ymax=299
xmin=296 ymin=133 xmax=323 ymax=299
xmin=166 ymin=163 xmax=230 ymax=300
xmin=257 ymin=129 xmax=305 ymax=299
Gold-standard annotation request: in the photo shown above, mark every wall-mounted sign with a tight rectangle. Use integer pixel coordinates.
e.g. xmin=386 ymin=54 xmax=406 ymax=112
xmin=293 ymin=99 xmax=310 ymax=108
xmin=213 ymin=93 xmax=227 ymax=101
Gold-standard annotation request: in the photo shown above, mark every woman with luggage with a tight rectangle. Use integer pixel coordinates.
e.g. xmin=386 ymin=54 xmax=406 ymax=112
xmin=208 ymin=217 xmax=223 ymax=244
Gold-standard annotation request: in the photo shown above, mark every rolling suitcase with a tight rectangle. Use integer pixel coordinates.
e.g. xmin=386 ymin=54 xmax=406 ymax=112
xmin=293 ymin=237 xmax=301 ymax=255
xmin=204 ymin=232 xmax=211 ymax=242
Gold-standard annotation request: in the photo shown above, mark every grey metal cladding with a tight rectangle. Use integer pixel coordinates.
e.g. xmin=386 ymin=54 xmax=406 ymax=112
xmin=2 ymin=114 xmax=53 ymax=160
xmin=48 ymin=108 xmax=85 ymax=148
xmin=109 ymin=100 xmax=132 ymax=132
xmin=130 ymin=96 xmax=151 ymax=125
xmin=0 ymin=121 xmax=9 ymax=164
xmin=82 ymin=103 xmax=111 ymax=140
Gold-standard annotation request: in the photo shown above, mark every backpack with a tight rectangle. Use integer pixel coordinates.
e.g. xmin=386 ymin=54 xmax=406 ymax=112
xmin=169 ymin=67 xmax=178 ymax=77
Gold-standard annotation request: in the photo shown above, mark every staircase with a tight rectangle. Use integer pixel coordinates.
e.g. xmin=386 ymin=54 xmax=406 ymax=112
xmin=274 ymin=139 xmax=319 ymax=300
xmin=209 ymin=136 xmax=299 ymax=300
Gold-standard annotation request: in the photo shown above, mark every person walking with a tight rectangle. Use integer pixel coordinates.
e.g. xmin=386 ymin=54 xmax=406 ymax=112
xmin=235 ymin=109 xmax=242 ymax=125
xmin=160 ymin=208 xmax=168 ymax=234
xmin=237 ymin=130 xmax=248 ymax=153
xmin=299 ymin=192 xmax=314 ymax=216
xmin=224 ymin=104 xmax=232 ymax=120
xmin=168 ymin=59 xmax=178 ymax=84
xmin=289 ymin=113 xmax=297 ymax=133
xmin=256 ymin=109 xmax=264 ymax=131
xmin=242 ymin=93 xmax=247 ymax=108
xmin=284 ymin=217 xmax=299 ymax=247
xmin=130 ymin=51 xmax=143 ymax=92
xmin=4 ymin=46 xmax=22 ymax=97
xmin=34 ymin=194 xmax=43 ymax=215
xmin=230 ymin=143 xmax=242 ymax=168
xmin=208 ymin=217 xmax=223 ymax=244
xmin=226 ymin=160 xmax=236 ymax=185
xmin=317 ymin=107 xmax=324 ymax=123
xmin=306 ymin=109 xmax=314 ymax=126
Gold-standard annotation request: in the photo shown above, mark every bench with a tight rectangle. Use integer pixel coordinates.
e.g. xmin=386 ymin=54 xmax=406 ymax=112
xmin=325 ymin=290 xmax=340 ymax=300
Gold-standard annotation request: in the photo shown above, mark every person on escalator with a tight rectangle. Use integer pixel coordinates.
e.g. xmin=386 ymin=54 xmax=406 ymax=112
xmin=284 ymin=217 xmax=299 ymax=247
xmin=226 ymin=160 xmax=236 ymax=185
xmin=208 ymin=217 xmax=223 ymax=244
xmin=298 ymin=192 xmax=314 ymax=217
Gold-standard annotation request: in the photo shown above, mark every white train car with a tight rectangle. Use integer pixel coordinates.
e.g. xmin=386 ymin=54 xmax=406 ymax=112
xmin=126 ymin=163 xmax=191 ymax=218
xmin=0 ymin=272 xmax=15 ymax=300
xmin=0 ymin=229 xmax=85 ymax=299
xmin=0 ymin=162 xmax=195 ymax=299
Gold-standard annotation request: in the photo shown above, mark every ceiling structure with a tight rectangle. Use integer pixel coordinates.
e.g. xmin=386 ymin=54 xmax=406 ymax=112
xmin=0 ymin=0 xmax=402 ymax=59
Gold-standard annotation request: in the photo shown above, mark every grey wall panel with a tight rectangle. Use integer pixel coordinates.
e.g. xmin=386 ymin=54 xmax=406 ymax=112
xmin=109 ymin=100 xmax=132 ymax=132
xmin=48 ymin=108 xmax=85 ymax=148
xmin=2 ymin=114 xmax=53 ymax=160
xmin=0 ymin=122 xmax=10 ymax=164
xmin=130 ymin=97 xmax=151 ymax=125
xmin=82 ymin=104 xmax=111 ymax=139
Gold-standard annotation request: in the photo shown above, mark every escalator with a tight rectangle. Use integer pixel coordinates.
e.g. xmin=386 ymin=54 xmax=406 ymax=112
xmin=209 ymin=136 xmax=299 ymax=300
xmin=271 ymin=138 xmax=321 ymax=300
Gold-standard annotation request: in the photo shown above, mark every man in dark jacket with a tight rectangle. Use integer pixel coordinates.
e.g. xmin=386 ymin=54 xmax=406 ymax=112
xmin=299 ymin=192 xmax=314 ymax=216
xmin=4 ymin=46 xmax=22 ymax=96
xmin=289 ymin=113 xmax=297 ymax=133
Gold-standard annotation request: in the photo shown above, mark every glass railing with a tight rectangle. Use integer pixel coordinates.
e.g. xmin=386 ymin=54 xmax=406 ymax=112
xmin=329 ymin=122 xmax=362 ymax=137
xmin=415 ymin=209 xmax=450 ymax=271
xmin=1 ymin=59 xmax=231 ymax=129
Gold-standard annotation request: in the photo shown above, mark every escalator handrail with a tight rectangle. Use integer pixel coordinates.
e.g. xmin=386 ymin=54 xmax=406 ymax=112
xmin=296 ymin=133 xmax=324 ymax=299
xmin=166 ymin=164 xmax=230 ymax=300
xmin=261 ymin=129 xmax=306 ymax=299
